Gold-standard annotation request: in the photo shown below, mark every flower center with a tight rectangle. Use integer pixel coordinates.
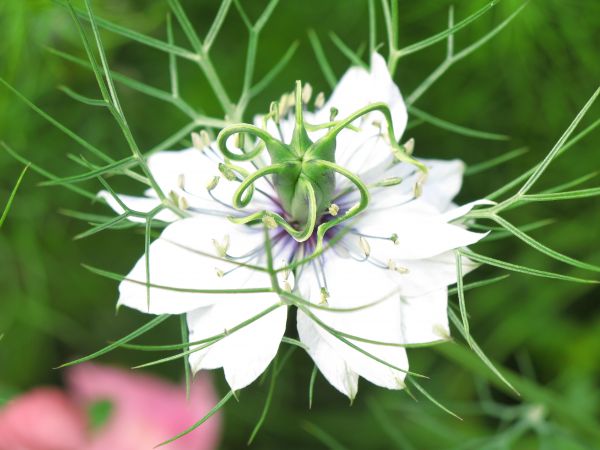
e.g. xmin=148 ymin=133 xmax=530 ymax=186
xmin=215 ymin=81 xmax=427 ymax=252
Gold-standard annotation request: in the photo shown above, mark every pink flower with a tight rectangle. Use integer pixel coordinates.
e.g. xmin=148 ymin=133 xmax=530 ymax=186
xmin=0 ymin=364 xmax=221 ymax=450
xmin=0 ymin=388 xmax=87 ymax=450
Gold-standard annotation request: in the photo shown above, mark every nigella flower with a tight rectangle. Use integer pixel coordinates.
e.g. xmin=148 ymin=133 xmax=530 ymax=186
xmin=100 ymin=53 xmax=489 ymax=399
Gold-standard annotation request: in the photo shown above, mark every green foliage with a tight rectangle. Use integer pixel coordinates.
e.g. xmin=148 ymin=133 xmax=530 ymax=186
xmin=1 ymin=0 xmax=599 ymax=449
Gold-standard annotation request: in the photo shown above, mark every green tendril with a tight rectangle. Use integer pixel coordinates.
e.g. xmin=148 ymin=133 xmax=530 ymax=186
xmin=319 ymin=101 xmax=427 ymax=174
xmin=310 ymin=160 xmax=370 ymax=252
xmin=232 ymin=162 xmax=291 ymax=209
xmin=214 ymin=78 xmax=422 ymax=248
xmin=231 ymin=173 xmax=317 ymax=242
xmin=217 ymin=123 xmax=279 ymax=161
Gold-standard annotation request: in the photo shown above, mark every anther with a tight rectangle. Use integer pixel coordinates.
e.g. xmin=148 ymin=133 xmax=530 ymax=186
xmin=372 ymin=119 xmax=382 ymax=133
xmin=286 ymin=91 xmax=296 ymax=109
xmin=319 ymin=287 xmax=330 ymax=305
xmin=178 ymin=196 xmax=189 ymax=210
xmin=281 ymin=262 xmax=291 ymax=282
xmin=329 ymin=107 xmax=339 ymax=121
xmin=390 ymin=233 xmax=399 ymax=245
xmin=278 ymin=93 xmax=289 ymax=117
xmin=301 ymin=83 xmax=313 ymax=104
xmin=328 ymin=203 xmax=340 ymax=216
xmin=359 ymin=236 xmax=371 ymax=258
xmin=192 ymin=130 xmax=211 ymax=151
xmin=206 ymin=176 xmax=220 ymax=192
xmin=215 ymin=268 xmax=225 ymax=278
xmin=169 ymin=190 xmax=179 ymax=204
xmin=177 ymin=173 xmax=186 ymax=190
xmin=282 ymin=280 xmax=292 ymax=293
xmin=212 ymin=235 xmax=230 ymax=257
xmin=403 ymin=137 xmax=415 ymax=156
xmin=413 ymin=172 xmax=427 ymax=198
xmin=262 ymin=215 xmax=277 ymax=229
xmin=377 ymin=177 xmax=403 ymax=187
xmin=387 ymin=259 xmax=409 ymax=273
xmin=314 ymin=92 xmax=325 ymax=109
xmin=270 ymin=101 xmax=280 ymax=124
xmin=218 ymin=163 xmax=237 ymax=181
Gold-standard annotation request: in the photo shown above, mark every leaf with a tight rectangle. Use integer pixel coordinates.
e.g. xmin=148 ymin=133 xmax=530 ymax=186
xmin=397 ymin=0 xmax=500 ymax=58
xmin=493 ymin=215 xmax=600 ymax=272
xmin=459 ymin=249 xmax=599 ymax=284
xmin=516 ymin=86 xmax=600 ymax=196
xmin=0 ymin=163 xmax=29 ymax=229
xmin=57 ymin=314 xmax=170 ymax=368
xmin=465 ymin=147 xmax=529 ymax=176
xmin=409 ymin=106 xmax=510 ymax=141
xmin=307 ymin=29 xmax=336 ymax=89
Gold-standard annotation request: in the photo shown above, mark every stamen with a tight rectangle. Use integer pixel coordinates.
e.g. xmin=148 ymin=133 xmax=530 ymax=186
xmin=314 ymin=92 xmax=325 ymax=109
xmin=359 ymin=236 xmax=371 ymax=258
xmin=262 ymin=215 xmax=278 ymax=229
xmin=403 ymin=137 xmax=415 ymax=155
xmin=301 ymin=83 xmax=313 ymax=104
xmin=387 ymin=259 xmax=409 ymax=274
xmin=278 ymin=93 xmax=289 ymax=117
xmin=168 ymin=190 xmax=179 ymax=204
xmin=328 ymin=203 xmax=340 ymax=216
xmin=329 ymin=107 xmax=338 ymax=121
xmin=218 ymin=163 xmax=238 ymax=181
xmin=212 ymin=235 xmax=230 ymax=257
xmin=413 ymin=172 xmax=428 ymax=198
xmin=177 ymin=173 xmax=186 ymax=189
xmin=206 ymin=176 xmax=220 ymax=191
xmin=192 ymin=130 xmax=211 ymax=151
xmin=270 ymin=101 xmax=280 ymax=124
xmin=286 ymin=91 xmax=296 ymax=109
xmin=282 ymin=280 xmax=292 ymax=293
xmin=319 ymin=287 xmax=329 ymax=305
xmin=376 ymin=177 xmax=403 ymax=187
xmin=371 ymin=119 xmax=382 ymax=133
xmin=178 ymin=196 xmax=189 ymax=210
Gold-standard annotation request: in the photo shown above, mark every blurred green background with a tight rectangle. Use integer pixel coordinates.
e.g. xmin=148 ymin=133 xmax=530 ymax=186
xmin=1 ymin=0 xmax=599 ymax=448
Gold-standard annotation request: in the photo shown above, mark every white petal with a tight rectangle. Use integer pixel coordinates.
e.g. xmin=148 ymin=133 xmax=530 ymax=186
xmin=97 ymin=190 xmax=178 ymax=223
xmin=187 ymin=297 xmax=287 ymax=391
xmin=399 ymin=288 xmax=450 ymax=344
xmin=147 ymin=148 xmax=216 ymax=201
xmin=298 ymin=252 xmax=409 ymax=390
xmin=442 ymin=199 xmax=496 ymax=222
xmin=358 ymin=200 xmax=487 ymax=260
xmin=118 ymin=216 xmax=272 ymax=314
xmin=297 ymin=310 xmax=358 ymax=399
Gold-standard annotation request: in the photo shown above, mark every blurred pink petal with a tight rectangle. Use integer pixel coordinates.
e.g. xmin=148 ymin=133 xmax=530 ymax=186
xmin=67 ymin=363 xmax=221 ymax=450
xmin=0 ymin=387 xmax=87 ymax=450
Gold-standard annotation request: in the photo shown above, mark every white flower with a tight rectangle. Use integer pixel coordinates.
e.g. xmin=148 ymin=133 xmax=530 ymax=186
xmin=100 ymin=53 xmax=488 ymax=398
